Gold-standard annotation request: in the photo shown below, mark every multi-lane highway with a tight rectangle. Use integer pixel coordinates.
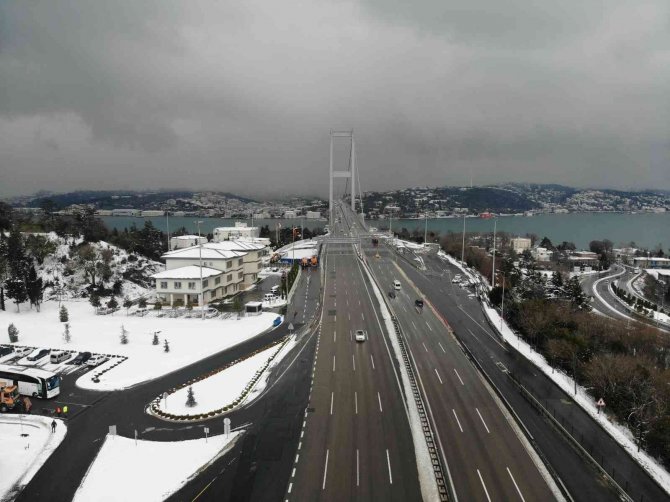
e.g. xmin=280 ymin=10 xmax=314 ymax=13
xmin=288 ymin=236 xmax=422 ymax=500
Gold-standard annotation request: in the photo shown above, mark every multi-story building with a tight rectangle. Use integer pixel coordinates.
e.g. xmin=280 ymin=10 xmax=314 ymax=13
xmin=212 ymin=222 xmax=260 ymax=241
xmin=169 ymin=235 xmax=207 ymax=250
xmin=510 ymin=237 xmax=531 ymax=253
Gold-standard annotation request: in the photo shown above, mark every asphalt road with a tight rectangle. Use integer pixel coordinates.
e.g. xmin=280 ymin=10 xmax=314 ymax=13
xmin=382 ymin=244 xmax=669 ymax=502
xmin=287 ymin=238 xmax=422 ymax=501
xmin=17 ymin=265 xmax=322 ymax=502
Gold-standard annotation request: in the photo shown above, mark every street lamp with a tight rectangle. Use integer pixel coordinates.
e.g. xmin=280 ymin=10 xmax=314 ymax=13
xmin=461 ymin=214 xmax=466 ymax=266
xmin=491 ymin=217 xmax=497 ymax=289
xmin=197 ymin=220 xmax=204 ymax=320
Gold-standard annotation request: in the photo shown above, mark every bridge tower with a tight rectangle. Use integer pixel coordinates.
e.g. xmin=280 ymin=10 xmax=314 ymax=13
xmin=329 ymin=130 xmax=356 ymax=228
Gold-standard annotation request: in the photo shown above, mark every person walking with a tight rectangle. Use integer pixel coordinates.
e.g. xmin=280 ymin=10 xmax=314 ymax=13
xmin=51 ymin=420 xmax=57 ymax=433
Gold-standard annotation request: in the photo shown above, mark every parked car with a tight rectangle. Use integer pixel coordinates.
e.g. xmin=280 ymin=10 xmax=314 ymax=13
xmin=0 ymin=346 xmax=14 ymax=357
xmin=272 ymin=317 xmax=282 ymax=327
xmin=50 ymin=351 xmax=70 ymax=363
xmin=27 ymin=349 xmax=50 ymax=362
xmin=13 ymin=347 xmax=33 ymax=358
xmin=388 ymin=291 xmax=396 ymax=299
xmin=70 ymin=351 xmax=92 ymax=365
xmin=415 ymin=299 xmax=424 ymax=309
xmin=270 ymin=285 xmax=280 ymax=294
xmin=87 ymin=354 xmax=108 ymax=367
xmin=355 ymin=329 xmax=367 ymax=342
xmin=271 ymin=267 xmax=279 ymax=272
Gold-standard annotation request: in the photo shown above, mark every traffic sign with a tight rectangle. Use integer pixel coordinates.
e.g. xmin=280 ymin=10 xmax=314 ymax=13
xmin=596 ymin=398 xmax=605 ymax=406
xmin=288 ymin=323 xmax=294 ymax=332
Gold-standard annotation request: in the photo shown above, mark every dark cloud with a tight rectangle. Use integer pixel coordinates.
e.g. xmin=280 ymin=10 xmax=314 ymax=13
xmin=0 ymin=0 xmax=668 ymax=198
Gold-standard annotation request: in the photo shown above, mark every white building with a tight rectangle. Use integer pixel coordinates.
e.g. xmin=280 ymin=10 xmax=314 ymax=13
xmin=140 ymin=210 xmax=165 ymax=217
xmin=305 ymin=211 xmax=322 ymax=219
xmin=199 ymin=241 xmax=269 ymax=286
xmin=283 ymin=210 xmax=298 ymax=219
xmin=511 ymin=237 xmax=531 ymax=253
xmin=151 ymin=266 xmax=224 ymax=306
xmin=213 ymin=222 xmax=260 ymax=241
xmin=169 ymin=235 xmax=207 ymax=250
xmin=531 ymin=247 xmax=553 ymax=262
xmin=111 ymin=209 xmax=140 ymax=216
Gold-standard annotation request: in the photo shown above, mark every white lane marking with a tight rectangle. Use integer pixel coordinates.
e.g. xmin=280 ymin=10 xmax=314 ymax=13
xmin=438 ymin=342 xmax=446 ymax=353
xmin=458 ymin=306 xmax=508 ymax=352
xmin=422 ymin=342 xmax=428 ymax=352
xmin=454 ymin=368 xmax=465 ymax=386
xmin=361 ymin=312 xmax=365 ymax=321
xmin=452 ymin=409 xmax=464 ymax=432
xmin=347 ymin=298 xmax=349 ymax=306
xmin=356 ymin=449 xmax=360 ymax=487
xmin=411 ymin=320 xmax=417 ymax=329
xmin=434 ymin=368 xmax=443 ymax=384
xmin=348 ymin=313 xmax=351 ymax=321
xmin=295 ymin=454 xmax=300 ymax=463
xmin=291 ymin=468 xmax=296 ymax=478
xmin=298 ymin=441 xmax=302 ymax=450
xmin=386 ymin=449 xmax=393 ymax=484
xmin=334 ymin=331 xmax=336 ymax=342
xmin=477 ymin=469 xmax=492 ymax=502
xmin=322 ymin=449 xmax=330 ymax=490
xmin=378 ymin=391 xmax=383 ymax=412
xmin=425 ymin=321 xmax=433 ymax=331
xmin=352 ymin=354 xmax=356 ymax=371
xmin=330 ymin=392 xmax=334 ymax=415
xmin=507 ymin=467 xmax=526 ymax=502
xmin=332 ymin=355 xmax=336 ymax=372
xmin=288 ymin=482 xmax=293 ymax=493
xmin=476 ymin=408 xmax=490 ymax=434
xmin=355 ymin=391 xmax=358 ymax=414
xmin=370 ymin=354 xmax=375 ymax=370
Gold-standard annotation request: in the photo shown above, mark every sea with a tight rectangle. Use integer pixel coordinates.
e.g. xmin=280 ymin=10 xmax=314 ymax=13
xmin=100 ymin=212 xmax=669 ymax=251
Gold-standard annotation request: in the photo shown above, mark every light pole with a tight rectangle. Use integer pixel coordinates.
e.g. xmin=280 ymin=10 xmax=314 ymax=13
xmin=423 ymin=212 xmax=428 ymax=247
xmin=461 ymin=214 xmax=466 ymax=265
xmin=491 ymin=217 xmax=498 ymax=287
xmin=197 ymin=220 xmax=204 ymax=320
xmin=500 ymin=274 xmax=505 ymax=331
xmin=166 ymin=211 xmax=170 ymax=251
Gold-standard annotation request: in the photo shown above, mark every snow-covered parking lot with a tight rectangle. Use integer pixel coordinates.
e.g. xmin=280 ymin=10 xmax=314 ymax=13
xmin=1 ymin=300 xmax=281 ymax=391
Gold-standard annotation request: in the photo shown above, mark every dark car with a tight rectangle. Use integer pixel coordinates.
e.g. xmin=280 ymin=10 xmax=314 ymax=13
xmin=0 ymin=346 xmax=14 ymax=357
xmin=27 ymin=349 xmax=50 ymax=361
xmin=70 ymin=351 xmax=92 ymax=365
xmin=388 ymin=291 xmax=396 ymax=299
xmin=415 ymin=299 xmax=424 ymax=309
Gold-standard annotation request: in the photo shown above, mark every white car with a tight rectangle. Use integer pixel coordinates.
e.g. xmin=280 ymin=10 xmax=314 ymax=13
xmin=87 ymin=354 xmax=109 ymax=367
xmin=13 ymin=346 xmax=33 ymax=358
xmin=355 ymin=330 xmax=367 ymax=342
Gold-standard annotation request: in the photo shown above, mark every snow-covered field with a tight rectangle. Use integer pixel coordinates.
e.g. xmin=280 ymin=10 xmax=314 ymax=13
xmin=73 ymin=432 xmax=241 ymax=502
xmin=482 ymin=306 xmax=670 ymax=494
xmin=156 ymin=336 xmax=295 ymax=417
xmin=0 ymin=416 xmax=66 ymax=501
xmin=1 ymin=300 xmax=279 ymax=391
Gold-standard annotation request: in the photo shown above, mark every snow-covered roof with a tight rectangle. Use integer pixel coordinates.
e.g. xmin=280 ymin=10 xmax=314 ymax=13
xmin=206 ymin=241 xmax=266 ymax=251
xmin=171 ymin=235 xmax=203 ymax=240
xmin=162 ymin=247 xmax=245 ymax=260
xmin=151 ymin=266 xmax=222 ymax=279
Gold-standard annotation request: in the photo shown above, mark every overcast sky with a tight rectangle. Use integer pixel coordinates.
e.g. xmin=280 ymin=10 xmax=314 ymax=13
xmin=1 ymin=1 xmax=669 ymax=199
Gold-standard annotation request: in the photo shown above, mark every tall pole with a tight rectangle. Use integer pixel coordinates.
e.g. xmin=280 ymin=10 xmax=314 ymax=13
xmin=329 ymin=131 xmax=334 ymax=230
xmin=491 ymin=218 xmax=497 ymax=289
xmin=461 ymin=215 xmax=466 ymax=265
xmin=500 ymin=274 xmax=505 ymax=331
xmin=351 ymin=133 xmax=356 ymax=212
xmin=198 ymin=220 xmax=204 ymax=320
xmin=166 ymin=211 xmax=170 ymax=251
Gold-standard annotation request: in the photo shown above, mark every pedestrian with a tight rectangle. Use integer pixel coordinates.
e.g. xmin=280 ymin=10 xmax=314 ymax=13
xmin=63 ymin=405 xmax=68 ymax=418
xmin=51 ymin=420 xmax=57 ymax=433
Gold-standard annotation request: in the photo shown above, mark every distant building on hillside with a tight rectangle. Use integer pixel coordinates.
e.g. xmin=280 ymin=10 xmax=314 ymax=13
xmin=213 ymin=222 xmax=259 ymax=241
xmin=283 ymin=210 xmax=298 ymax=218
xmin=140 ymin=210 xmax=164 ymax=217
xmin=305 ymin=211 xmax=322 ymax=219
xmin=511 ymin=237 xmax=531 ymax=253
xmin=531 ymin=247 xmax=553 ymax=262
xmin=633 ymin=257 xmax=670 ymax=269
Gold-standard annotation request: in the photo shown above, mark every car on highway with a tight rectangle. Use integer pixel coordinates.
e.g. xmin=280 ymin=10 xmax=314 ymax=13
xmin=354 ymin=329 xmax=367 ymax=342
xmin=69 ymin=351 xmax=92 ymax=365
xmin=393 ymin=280 xmax=401 ymax=290
xmin=415 ymin=299 xmax=424 ymax=309
xmin=0 ymin=346 xmax=14 ymax=357
xmin=388 ymin=291 xmax=396 ymax=299
xmin=27 ymin=349 xmax=50 ymax=362
xmin=87 ymin=354 xmax=108 ymax=367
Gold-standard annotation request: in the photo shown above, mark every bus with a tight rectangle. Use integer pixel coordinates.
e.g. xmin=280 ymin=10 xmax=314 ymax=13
xmin=0 ymin=364 xmax=60 ymax=399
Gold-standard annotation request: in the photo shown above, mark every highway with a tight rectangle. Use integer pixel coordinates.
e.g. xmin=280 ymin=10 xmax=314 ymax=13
xmin=287 ymin=237 xmax=422 ymax=501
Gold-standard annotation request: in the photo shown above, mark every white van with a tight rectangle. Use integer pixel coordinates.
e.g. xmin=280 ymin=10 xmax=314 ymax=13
xmin=270 ymin=285 xmax=280 ymax=294
xmin=50 ymin=351 xmax=70 ymax=364
xmin=394 ymin=280 xmax=401 ymax=290
xmin=263 ymin=293 xmax=276 ymax=303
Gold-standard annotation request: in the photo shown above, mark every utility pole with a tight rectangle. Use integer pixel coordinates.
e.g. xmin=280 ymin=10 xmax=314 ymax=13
xmin=197 ymin=220 xmax=204 ymax=320
xmin=491 ymin=217 xmax=497 ymax=289
xmin=500 ymin=274 xmax=505 ymax=331
xmin=423 ymin=212 xmax=428 ymax=246
xmin=166 ymin=211 xmax=170 ymax=251
xmin=461 ymin=214 xmax=466 ymax=265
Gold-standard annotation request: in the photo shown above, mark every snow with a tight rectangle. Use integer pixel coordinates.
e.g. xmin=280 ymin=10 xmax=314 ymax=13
xmin=151 ymin=265 xmax=221 ymax=279
xmin=482 ymin=305 xmax=670 ymax=494
xmin=73 ymin=432 xmax=241 ymax=502
xmin=0 ymin=415 xmax=66 ymax=500
xmin=155 ymin=336 xmax=294 ymax=417
xmin=1 ymin=300 xmax=279 ymax=391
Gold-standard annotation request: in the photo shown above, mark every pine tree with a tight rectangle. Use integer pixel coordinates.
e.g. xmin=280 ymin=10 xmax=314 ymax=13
xmin=90 ymin=293 xmax=101 ymax=309
xmin=59 ymin=305 xmax=69 ymax=322
xmin=164 ymin=339 xmax=170 ymax=352
xmin=27 ymin=265 xmax=44 ymax=312
xmin=123 ymin=297 xmax=133 ymax=315
xmin=63 ymin=322 xmax=71 ymax=343
xmin=5 ymin=277 xmax=28 ymax=313
xmin=120 ymin=324 xmax=129 ymax=344
xmin=152 ymin=332 xmax=159 ymax=345
xmin=7 ymin=323 xmax=19 ymax=343
xmin=185 ymin=386 xmax=196 ymax=407
xmin=138 ymin=297 xmax=147 ymax=309
xmin=107 ymin=296 xmax=118 ymax=309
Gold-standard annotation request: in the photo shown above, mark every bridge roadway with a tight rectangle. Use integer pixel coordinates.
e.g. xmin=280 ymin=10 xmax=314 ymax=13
xmin=287 ymin=239 xmax=422 ymax=501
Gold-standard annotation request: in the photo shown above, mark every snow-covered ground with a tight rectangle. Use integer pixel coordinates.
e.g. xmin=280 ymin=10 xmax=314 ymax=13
xmin=482 ymin=306 xmax=670 ymax=494
xmin=155 ymin=336 xmax=296 ymax=417
xmin=1 ymin=300 xmax=279 ymax=391
xmin=73 ymin=432 xmax=241 ymax=502
xmin=0 ymin=416 xmax=66 ymax=501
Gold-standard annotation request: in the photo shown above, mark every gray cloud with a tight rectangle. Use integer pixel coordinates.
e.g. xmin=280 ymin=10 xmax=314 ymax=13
xmin=0 ymin=0 xmax=668 ymax=199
